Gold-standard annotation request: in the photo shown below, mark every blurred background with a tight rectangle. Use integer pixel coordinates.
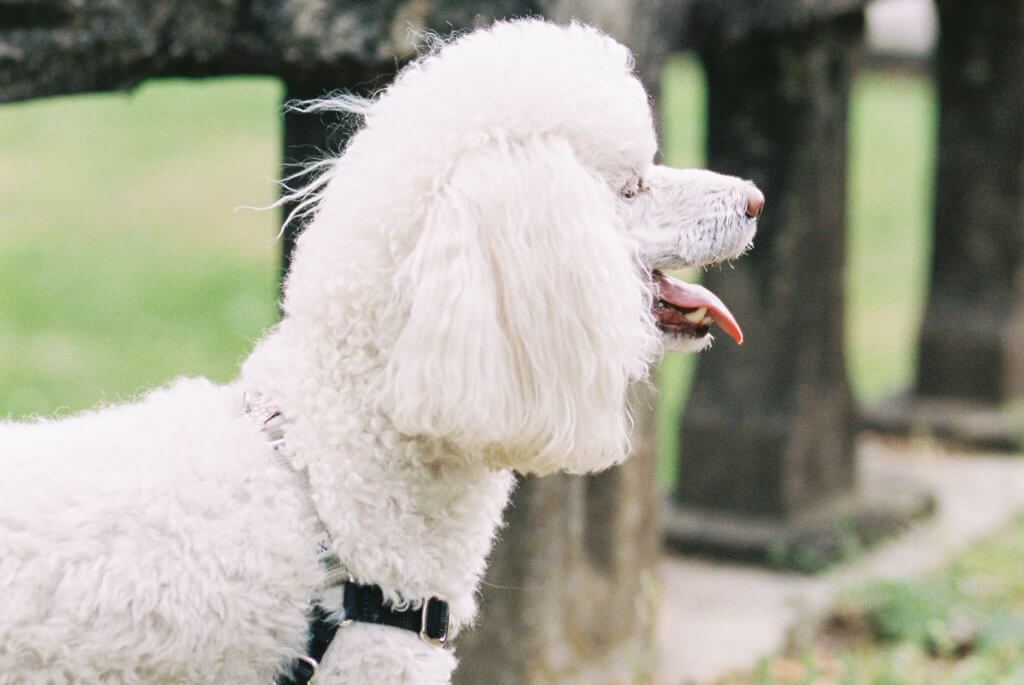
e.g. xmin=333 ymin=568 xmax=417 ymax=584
xmin=3 ymin=0 xmax=1024 ymax=682
xmin=0 ymin=55 xmax=930 ymax=460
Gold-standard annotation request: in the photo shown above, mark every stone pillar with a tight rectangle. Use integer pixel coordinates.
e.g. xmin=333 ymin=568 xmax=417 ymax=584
xmin=454 ymin=382 xmax=659 ymax=684
xmin=664 ymin=15 xmax=931 ymax=571
xmin=865 ymin=0 xmax=1024 ymax=448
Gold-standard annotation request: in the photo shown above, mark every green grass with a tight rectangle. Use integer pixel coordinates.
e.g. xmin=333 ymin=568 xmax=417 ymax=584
xmin=0 ymin=63 xmax=936 ymax=469
xmin=734 ymin=513 xmax=1024 ymax=684
xmin=655 ymin=56 xmax=707 ymax=485
xmin=0 ymin=234 xmax=278 ymax=416
xmin=0 ymin=77 xmax=284 ymax=417
xmin=845 ymin=69 xmax=936 ymax=402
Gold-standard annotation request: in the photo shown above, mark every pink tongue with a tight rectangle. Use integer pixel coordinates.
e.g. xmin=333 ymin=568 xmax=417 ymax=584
xmin=653 ymin=270 xmax=744 ymax=344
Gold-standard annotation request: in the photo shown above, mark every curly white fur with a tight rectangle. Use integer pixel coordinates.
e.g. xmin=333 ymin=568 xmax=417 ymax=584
xmin=0 ymin=19 xmax=758 ymax=684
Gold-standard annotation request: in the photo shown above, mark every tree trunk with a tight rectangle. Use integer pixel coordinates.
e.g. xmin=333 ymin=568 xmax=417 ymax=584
xmin=0 ymin=0 xmax=532 ymax=103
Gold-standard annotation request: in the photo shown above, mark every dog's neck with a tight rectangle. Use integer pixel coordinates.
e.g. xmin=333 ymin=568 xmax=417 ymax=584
xmin=241 ymin=320 xmax=515 ymax=634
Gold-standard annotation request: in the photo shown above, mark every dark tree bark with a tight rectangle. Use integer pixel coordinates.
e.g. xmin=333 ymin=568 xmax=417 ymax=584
xmin=867 ymin=0 xmax=1024 ymax=448
xmin=0 ymin=0 xmax=537 ymax=102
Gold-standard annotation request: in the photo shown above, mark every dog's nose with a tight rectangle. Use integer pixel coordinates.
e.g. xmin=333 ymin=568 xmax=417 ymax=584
xmin=746 ymin=187 xmax=765 ymax=218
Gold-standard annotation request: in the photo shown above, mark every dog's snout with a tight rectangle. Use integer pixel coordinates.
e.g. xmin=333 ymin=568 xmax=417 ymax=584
xmin=745 ymin=186 xmax=765 ymax=218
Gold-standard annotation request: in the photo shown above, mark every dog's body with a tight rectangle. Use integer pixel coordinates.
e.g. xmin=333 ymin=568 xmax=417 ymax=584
xmin=0 ymin=20 xmax=759 ymax=683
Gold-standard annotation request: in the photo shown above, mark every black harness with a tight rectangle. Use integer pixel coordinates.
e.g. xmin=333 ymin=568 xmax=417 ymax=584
xmin=277 ymin=582 xmax=450 ymax=685
xmin=242 ymin=392 xmax=450 ymax=684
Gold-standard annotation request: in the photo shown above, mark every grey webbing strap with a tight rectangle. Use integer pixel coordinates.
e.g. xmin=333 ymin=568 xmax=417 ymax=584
xmin=243 ymin=391 xmax=349 ymax=588
xmin=245 ymin=390 xmax=452 ymax=685
xmin=243 ymin=391 xmax=350 ymax=685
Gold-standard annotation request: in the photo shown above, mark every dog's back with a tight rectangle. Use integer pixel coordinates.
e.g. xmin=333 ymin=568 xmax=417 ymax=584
xmin=0 ymin=379 xmax=319 ymax=681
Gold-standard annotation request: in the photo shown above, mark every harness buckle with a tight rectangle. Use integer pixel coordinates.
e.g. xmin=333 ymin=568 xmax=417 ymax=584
xmin=419 ymin=597 xmax=450 ymax=645
xmin=296 ymin=655 xmax=319 ymax=683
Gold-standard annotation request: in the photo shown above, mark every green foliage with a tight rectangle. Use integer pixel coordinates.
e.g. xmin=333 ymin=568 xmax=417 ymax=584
xmin=845 ymin=69 xmax=937 ymax=402
xmin=655 ymin=56 xmax=706 ymax=487
xmin=857 ymin=579 xmax=959 ymax=643
xmin=740 ymin=514 xmax=1024 ymax=684
xmin=765 ymin=516 xmax=867 ymax=574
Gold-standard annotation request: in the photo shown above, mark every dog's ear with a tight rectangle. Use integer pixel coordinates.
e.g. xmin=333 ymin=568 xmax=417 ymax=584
xmin=382 ymin=135 xmax=656 ymax=474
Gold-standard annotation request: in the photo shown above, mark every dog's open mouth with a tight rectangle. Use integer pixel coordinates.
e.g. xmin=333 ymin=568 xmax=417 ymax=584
xmin=651 ymin=270 xmax=743 ymax=344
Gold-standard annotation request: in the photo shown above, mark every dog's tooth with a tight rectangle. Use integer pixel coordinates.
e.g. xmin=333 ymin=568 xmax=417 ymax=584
xmin=683 ymin=307 xmax=708 ymax=324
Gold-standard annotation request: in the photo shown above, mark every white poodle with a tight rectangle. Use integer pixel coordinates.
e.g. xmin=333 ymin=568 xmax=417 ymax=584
xmin=0 ymin=19 xmax=761 ymax=684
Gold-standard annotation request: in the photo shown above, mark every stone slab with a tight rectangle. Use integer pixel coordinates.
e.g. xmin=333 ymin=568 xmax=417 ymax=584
xmin=651 ymin=436 xmax=1024 ymax=683
xmin=663 ymin=465 xmax=935 ymax=572
xmin=862 ymin=394 xmax=1024 ymax=452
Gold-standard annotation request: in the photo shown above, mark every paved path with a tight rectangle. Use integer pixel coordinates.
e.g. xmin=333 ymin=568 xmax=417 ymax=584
xmin=653 ymin=437 xmax=1024 ymax=683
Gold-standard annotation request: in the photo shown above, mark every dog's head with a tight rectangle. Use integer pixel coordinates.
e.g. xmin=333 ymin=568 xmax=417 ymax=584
xmin=284 ymin=20 xmax=759 ymax=475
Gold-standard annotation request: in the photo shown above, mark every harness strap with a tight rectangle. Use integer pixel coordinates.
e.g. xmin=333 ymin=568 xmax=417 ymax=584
xmin=343 ymin=581 xmax=450 ymax=646
xmin=242 ymin=392 xmax=347 ymax=586
xmin=276 ymin=604 xmax=341 ymax=685
xmin=242 ymin=391 xmax=451 ymax=684
xmin=275 ymin=582 xmax=450 ymax=685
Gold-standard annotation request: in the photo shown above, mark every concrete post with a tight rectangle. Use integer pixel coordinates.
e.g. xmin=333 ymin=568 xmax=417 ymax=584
xmin=665 ymin=15 xmax=931 ymax=570
xmin=866 ymin=0 xmax=1024 ymax=449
